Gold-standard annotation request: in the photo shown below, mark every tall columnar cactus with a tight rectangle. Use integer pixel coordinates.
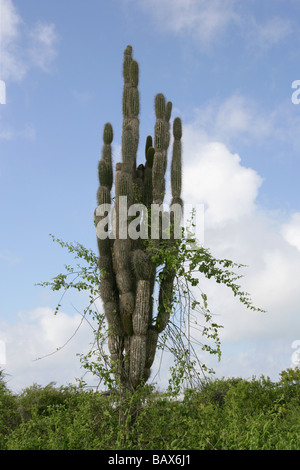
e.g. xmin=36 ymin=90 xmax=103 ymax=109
xmin=95 ymin=46 xmax=183 ymax=392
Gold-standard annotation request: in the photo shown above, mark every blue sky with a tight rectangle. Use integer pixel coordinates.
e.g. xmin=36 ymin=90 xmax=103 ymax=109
xmin=1 ymin=0 xmax=300 ymax=391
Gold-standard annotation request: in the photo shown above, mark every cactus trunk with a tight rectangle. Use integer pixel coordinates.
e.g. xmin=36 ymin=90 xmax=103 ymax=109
xmin=95 ymin=46 xmax=183 ymax=393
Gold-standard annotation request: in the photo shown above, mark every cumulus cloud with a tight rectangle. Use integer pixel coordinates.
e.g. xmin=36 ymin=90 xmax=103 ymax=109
xmin=160 ymin=113 xmax=300 ymax=381
xmin=182 ymin=136 xmax=263 ymax=226
xmin=0 ymin=0 xmax=27 ymax=81
xmin=281 ymin=212 xmax=300 ymax=252
xmin=0 ymin=307 xmax=96 ymax=392
xmin=0 ymin=0 xmax=59 ymax=82
xmin=180 ymin=117 xmax=300 ymax=354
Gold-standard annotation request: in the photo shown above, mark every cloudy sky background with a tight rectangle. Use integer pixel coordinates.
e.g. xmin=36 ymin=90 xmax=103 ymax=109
xmin=1 ymin=0 xmax=300 ymax=392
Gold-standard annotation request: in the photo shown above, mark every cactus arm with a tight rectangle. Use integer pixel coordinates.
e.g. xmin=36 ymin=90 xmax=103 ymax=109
xmin=152 ymin=94 xmax=172 ymax=206
xmin=113 ymin=46 xmax=141 ymax=341
xmin=155 ymin=117 xmax=183 ymax=333
xmin=96 ymin=123 xmax=123 ymax=337
xmin=171 ymin=117 xmax=183 ymax=206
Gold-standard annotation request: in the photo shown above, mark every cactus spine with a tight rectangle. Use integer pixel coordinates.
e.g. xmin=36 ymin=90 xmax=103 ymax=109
xmin=95 ymin=46 xmax=183 ymax=392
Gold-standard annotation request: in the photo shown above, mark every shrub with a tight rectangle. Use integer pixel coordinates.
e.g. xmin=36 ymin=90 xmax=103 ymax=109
xmin=0 ymin=370 xmax=20 ymax=449
xmin=1 ymin=368 xmax=300 ymax=450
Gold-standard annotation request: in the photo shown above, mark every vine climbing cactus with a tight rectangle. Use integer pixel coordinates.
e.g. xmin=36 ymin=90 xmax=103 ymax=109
xmin=95 ymin=45 xmax=183 ymax=392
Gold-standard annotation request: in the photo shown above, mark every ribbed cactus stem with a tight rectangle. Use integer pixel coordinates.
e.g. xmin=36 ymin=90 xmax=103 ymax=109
xmin=143 ymin=136 xmax=154 ymax=208
xmin=156 ymin=266 xmax=176 ymax=333
xmin=145 ymin=328 xmax=158 ymax=368
xmin=122 ymin=125 xmax=135 ymax=173
xmin=145 ymin=135 xmax=153 ymax=157
xmin=122 ymin=47 xmax=139 ymax=173
xmin=152 ymin=93 xmax=172 ymax=205
xmin=96 ymin=123 xmax=123 ymax=338
xmin=130 ymin=60 xmax=139 ymax=87
xmin=132 ymin=280 xmax=150 ymax=335
xmin=165 ymin=101 xmax=172 ymax=122
xmin=97 ymin=122 xmax=113 ymax=199
xmin=129 ymin=334 xmax=147 ymax=389
xmin=123 ymin=45 xmax=133 ymax=83
xmin=146 ymin=146 xmax=155 ymax=169
xmin=171 ymin=117 xmax=182 ymax=200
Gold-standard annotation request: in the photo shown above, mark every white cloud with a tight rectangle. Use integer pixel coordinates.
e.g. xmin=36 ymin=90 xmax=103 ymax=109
xmin=182 ymin=125 xmax=263 ymax=226
xmin=0 ymin=0 xmax=27 ymax=81
xmin=190 ymin=94 xmax=275 ymax=146
xmin=184 ymin=93 xmax=300 ymax=154
xmin=180 ymin=118 xmax=300 ymax=350
xmin=281 ymin=212 xmax=300 ymax=252
xmin=135 ymin=0 xmax=292 ymax=51
xmin=0 ymin=0 xmax=19 ymax=42
xmin=28 ymin=22 xmax=58 ymax=72
xmin=209 ymin=338 xmax=294 ymax=381
xmin=137 ymin=0 xmax=238 ymax=45
xmin=0 ymin=0 xmax=59 ymax=82
xmin=249 ymin=16 xmax=293 ymax=51
xmin=0 ymin=307 xmax=97 ymax=392
xmin=168 ymin=117 xmax=300 ymax=381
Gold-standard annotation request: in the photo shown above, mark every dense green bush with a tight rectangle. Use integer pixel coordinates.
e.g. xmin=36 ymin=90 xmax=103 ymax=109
xmin=0 ymin=370 xmax=21 ymax=449
xmin=1 ymin=367 xmax=300 ymax=450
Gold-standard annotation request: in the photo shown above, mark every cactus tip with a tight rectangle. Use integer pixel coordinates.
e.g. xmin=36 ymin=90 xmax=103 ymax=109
xmin=173 ymin=117 xmax=182 ymax=140
xmin=155 ymin=93 xmax=166 ymax=119
xmin=145 ymin=135 xmax=153 ymax=156
xmin=103 ymin=122 xmax=113 ymax=144
xmin=124 ymin=45 xmax=133 ymax=56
